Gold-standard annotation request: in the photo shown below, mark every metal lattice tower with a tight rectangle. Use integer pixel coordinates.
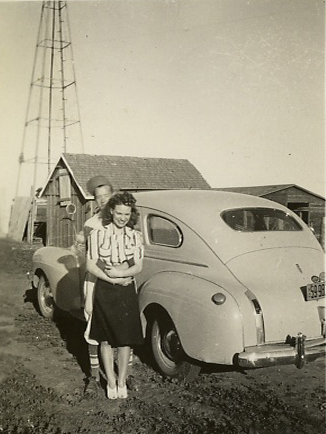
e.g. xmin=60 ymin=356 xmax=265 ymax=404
xmin=15 ymin=0 xmax=84 ymax=201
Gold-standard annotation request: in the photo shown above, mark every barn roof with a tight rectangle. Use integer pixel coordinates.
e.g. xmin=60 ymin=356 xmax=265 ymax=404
xmin=213 ymin=184 xmax=325 ymax=201
xmin=41 ymin=153 xmax=210 ymax=198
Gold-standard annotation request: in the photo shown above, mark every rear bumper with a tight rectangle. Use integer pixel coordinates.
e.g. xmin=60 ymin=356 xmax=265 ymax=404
xmin=236 ymin=334 xmax=325 ymax=369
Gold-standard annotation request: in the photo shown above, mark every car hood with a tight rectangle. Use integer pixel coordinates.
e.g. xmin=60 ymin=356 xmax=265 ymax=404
xmin=227 ymin=247 xmax=325 ymax=342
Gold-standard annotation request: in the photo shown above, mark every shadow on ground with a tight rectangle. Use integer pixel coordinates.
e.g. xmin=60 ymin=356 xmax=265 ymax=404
xmin=24 ymin=285 xmax=90 ymax=378
xmin=24 ymin=284 xmax=248 ymax=385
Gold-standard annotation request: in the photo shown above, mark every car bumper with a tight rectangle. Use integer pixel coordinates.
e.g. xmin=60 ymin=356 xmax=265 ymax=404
xmin=236 ymin=334 xmax=326 ymax=369
xmin=27 ymin=270 xmax=38 ymax=288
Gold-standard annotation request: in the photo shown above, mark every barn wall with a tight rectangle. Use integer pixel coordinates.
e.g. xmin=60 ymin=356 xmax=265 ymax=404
xmin=264 ymin=187 xmax=325 ymax=242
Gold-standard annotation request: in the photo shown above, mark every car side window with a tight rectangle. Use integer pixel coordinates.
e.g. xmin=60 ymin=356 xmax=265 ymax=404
xmin=147 ymin=215 xmax=183 ymax=247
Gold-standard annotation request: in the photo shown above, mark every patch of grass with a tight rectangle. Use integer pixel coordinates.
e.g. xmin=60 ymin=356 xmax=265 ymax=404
xmin=0 ymin=237 xmax=38 ymax=276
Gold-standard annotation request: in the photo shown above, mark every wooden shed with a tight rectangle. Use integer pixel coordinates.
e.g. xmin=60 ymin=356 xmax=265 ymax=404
xmin=215 ymin=184 xmax=325 ymax=245
xmin=8 ymin=196 xmax=47 ymax=244
xmin=39 ymin=153 xmax=210 ymax=247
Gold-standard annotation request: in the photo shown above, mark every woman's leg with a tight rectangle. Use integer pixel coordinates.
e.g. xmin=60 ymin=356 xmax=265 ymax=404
xmin=100 ymin=341 xmax=116 ymax=388
xmin=117 ymin=346 xmax=131 ymax=387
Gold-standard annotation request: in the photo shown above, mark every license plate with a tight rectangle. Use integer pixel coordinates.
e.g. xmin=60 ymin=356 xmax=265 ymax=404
xmin=305 ymin=283 xmax=325 ymax=301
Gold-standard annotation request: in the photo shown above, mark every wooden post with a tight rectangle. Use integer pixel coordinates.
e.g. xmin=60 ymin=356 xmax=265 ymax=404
xmin=27 ymin=187 xmax=35 ymax=244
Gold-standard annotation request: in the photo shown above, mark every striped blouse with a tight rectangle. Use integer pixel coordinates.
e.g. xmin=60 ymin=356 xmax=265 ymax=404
xmin=87 ymin=223 xmax=144 ymax=266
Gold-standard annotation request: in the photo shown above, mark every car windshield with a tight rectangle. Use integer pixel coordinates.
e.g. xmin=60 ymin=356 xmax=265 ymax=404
xmin=221 ymin=207 xmax=303 ymax=232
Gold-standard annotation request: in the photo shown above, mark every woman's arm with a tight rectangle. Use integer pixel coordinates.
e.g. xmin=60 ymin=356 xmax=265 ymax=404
xmin=87 ymin=258 xmax=133 ymax=285
xmin=87 ymin=229 xmax=132 ymax=284
xmin=104 ymin=260 xmax=142 ymax=278
xmin=105 ymin=231 xmax=144 ymax=278
xmin=87 ymin=229 xmax=112 ymax=281
xmin=86 ymin=258 xmax=117 ymax=282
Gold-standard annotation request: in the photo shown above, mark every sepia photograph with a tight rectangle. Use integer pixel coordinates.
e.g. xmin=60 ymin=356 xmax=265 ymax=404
xmin=0 ymin=1 xmax=325 ymax=433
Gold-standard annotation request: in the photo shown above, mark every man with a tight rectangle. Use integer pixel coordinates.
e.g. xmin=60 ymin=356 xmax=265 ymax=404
xmin=83 ymin=175 xmax=113 ymax=395
xmin=83 ymin=176 xmax=137 ymax=395
xmin=84 ymin=175 xmax=114 ymax=238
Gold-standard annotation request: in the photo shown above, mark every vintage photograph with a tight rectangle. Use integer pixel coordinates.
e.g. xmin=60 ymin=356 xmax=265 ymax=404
xmin=0 ymin=1 xmax=325 ymax=433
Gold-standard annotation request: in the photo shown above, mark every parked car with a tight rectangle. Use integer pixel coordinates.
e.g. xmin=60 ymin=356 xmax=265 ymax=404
xmin=31 ymin=190 xmax=325 ymax=380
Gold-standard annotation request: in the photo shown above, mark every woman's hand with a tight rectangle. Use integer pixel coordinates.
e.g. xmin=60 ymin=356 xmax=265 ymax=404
xmin=105 ymin=265 xmax=126 ymax=278
xmin=102 ymin=266 xmax=132 ymax=286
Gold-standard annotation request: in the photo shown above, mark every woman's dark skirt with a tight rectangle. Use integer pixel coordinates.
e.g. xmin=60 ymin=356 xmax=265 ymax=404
xmin=89 ymin=279 xmax=144 ymax=347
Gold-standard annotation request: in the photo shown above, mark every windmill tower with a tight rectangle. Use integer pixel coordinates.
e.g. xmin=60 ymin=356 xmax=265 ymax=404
xmin=10 ymin=1 xmax=84 ymax=242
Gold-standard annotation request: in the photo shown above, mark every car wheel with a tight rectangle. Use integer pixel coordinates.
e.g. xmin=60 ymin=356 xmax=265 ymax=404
xmin=151 ymin=312 xmax=201 ymax=381
xmin=37 ymin=275 xmax=55 ymax=319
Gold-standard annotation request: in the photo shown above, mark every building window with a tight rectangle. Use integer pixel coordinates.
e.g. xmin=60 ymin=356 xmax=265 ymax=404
xmin=287 ymin=202 xmax=309 ymax=224
xmin=58 ymin=169 xmax=71 ymax=202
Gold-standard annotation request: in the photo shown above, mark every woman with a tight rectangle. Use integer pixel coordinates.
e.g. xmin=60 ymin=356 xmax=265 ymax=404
xmin=85 ymin=191 xmax=144 ymax=399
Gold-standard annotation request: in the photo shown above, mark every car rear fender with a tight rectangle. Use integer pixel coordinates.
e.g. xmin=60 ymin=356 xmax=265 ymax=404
xmin=139 ymin=271 xmax=244 ymax=365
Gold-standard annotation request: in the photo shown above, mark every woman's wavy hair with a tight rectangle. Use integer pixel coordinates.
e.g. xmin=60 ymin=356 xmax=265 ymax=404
xmin=102 ymin=191 xmax=138 ymax=228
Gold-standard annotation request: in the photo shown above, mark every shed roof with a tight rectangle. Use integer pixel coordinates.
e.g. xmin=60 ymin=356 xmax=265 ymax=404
xmin=41 ymin=153 xmax=210 ymax=198
xmin=213 ymin=184 xmax=325 ymax=201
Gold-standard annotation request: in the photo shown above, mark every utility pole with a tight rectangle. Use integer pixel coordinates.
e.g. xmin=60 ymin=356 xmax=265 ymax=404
xmin=12 ymin=1 xmax=84 ymax=243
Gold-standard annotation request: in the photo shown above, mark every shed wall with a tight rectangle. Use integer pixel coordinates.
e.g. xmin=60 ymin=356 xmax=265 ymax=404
xmin=264 ymin=187 xmax=325 ymax=243
xmin=44 ymin=167 xmax=92 ymax=247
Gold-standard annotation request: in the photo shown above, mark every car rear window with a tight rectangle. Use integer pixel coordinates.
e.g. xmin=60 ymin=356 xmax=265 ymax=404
xmin=221 ymin=207 xmax=303 ymax=232
xmin=147 ymin=215 xmax=183 ymax=247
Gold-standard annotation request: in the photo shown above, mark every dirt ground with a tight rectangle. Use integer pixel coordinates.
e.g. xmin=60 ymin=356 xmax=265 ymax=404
xmin=0 ymin=238 xmax=325 ymax=434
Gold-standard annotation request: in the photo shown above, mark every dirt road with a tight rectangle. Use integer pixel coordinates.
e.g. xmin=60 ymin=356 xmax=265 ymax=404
xmin=0 ymin=238 xmax=325 ymax=433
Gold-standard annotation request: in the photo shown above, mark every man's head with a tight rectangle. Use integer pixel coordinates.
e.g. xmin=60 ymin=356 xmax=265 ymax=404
xmin=86 ymin=175 xmax=113 ymax=210
xmin=94 ymin=184 xmax=113 ymax=210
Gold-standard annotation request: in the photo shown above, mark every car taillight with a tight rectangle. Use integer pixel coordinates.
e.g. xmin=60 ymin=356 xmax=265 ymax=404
xmin=245 ymin=290 xmax=265 ymax=345
xmin=254 ymin=307 xmax=265 ymax=345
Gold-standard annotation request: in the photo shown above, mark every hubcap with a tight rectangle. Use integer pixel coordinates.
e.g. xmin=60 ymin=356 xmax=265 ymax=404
xmin=41 ymin=284 xmax=53 ymax=311
xmin=161 ymin=329 xmax=181 ymax=362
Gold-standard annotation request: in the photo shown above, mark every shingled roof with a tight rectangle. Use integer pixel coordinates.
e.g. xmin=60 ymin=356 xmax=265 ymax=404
xmin=214 ymin=184 xmax=325 ymax=200
xmin=46 ymin=153 xmax=210 ymax=198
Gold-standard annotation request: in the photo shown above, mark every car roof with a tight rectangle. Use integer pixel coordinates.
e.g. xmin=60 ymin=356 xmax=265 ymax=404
xmin=134 ymin=189 xmax=285 ymax=215
xmin=134 ymin=190 xmax=316 ymax=263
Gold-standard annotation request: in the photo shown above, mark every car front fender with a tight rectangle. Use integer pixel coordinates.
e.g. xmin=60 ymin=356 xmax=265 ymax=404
xmin=139 ymin=271 xmax=244 ymax=365
xmin=32 ymin=246 xmax=84 ymax=312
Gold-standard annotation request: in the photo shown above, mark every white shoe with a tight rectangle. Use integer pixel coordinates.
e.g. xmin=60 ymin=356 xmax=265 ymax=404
xmin=118 ymin=385 xmax=128 ymax=399
xmin=107 ymin=385 xmax=118 ymax=399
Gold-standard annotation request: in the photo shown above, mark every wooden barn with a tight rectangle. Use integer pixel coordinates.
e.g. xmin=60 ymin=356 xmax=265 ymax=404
xmin=39 ymin=153 xmax=210 ymax=247
xmin=215 ymin=184 xmax=325 ymax=246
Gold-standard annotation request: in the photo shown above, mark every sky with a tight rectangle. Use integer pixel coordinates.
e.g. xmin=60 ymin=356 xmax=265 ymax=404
xmin=0 ymin=0 xmax=325 ymax=235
